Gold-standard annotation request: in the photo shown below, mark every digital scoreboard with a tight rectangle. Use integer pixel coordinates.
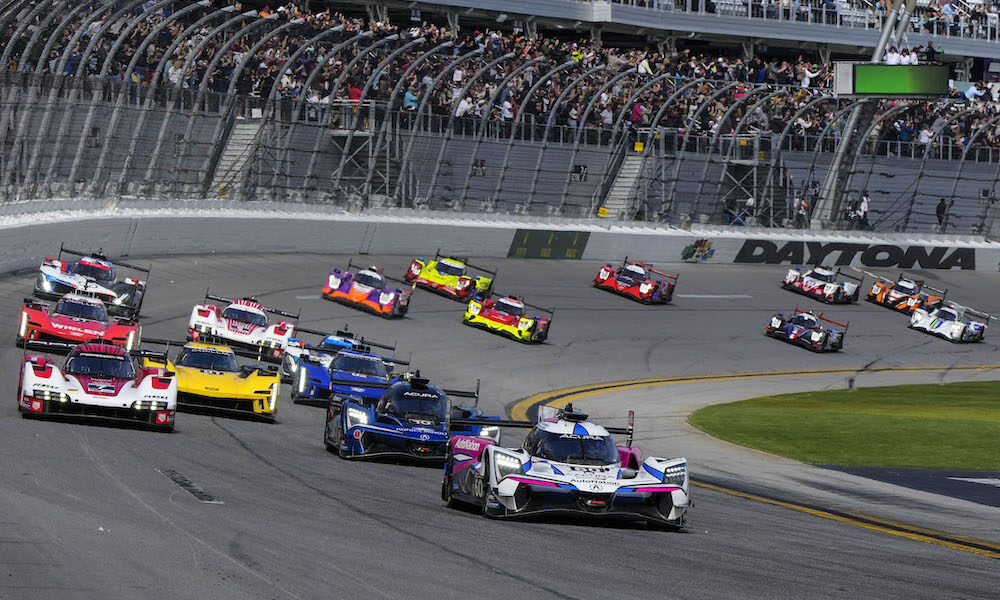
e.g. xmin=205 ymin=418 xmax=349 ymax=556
xmin=834 ymin=63 xmax=950 ymax=98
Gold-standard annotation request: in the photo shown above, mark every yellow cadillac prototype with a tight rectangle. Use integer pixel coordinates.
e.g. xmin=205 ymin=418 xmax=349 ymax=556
xmin=143 ymin=341 xmax=280 ymax=422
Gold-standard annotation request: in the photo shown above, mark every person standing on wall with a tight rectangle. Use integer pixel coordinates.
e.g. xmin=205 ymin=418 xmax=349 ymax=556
xmin=936 ymin=197 xmax=953 ymax=230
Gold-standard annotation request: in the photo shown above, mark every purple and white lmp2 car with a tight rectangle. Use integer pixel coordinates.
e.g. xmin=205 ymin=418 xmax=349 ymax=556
xmin=443 ymin=406 xmax=689 ymax=528
xmin=321 ymin=260 xmax=413 ymax=318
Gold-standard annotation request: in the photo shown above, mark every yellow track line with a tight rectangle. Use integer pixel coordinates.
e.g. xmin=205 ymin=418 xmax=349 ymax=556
xmin=510 ymin=364 xmax=1000 ymax=420
xmin=510 ymin=364 xmax=1000 ymax=559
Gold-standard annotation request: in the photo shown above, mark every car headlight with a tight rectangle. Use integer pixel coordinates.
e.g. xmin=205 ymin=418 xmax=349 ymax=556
xmin=328 ymin=275 xmax=341 ymax=289
xmin=297 ymin=370 xmax=307 ymax=394
xmin=468 ymin=302 xmax=481 ymax=316
xmin=456 ymin=278 xmax=471 ymax=289
xmin=639 ymin=282 xmax=653 ymax=294
xmin=494 ymin=452 xmax=523 ymax=478
xmin=19 ymin=311 xmax=28 ymax=338
xmin=770 ymin=317 xmax=781 ymax=328
xmin=410 ymin=263 xmax=421 ymax=275
xmin=40 ymin=277 xmax=53 ymax=292
xmin=662 ymin=462 xmax=686 ymax=486
xmin=126 ymin=330 xmax=135 ymax=351
xmin=379 ymin=291 xmax=395 ymax=305
xmin=286 ymin=357 xmax=298 ymax=373
xmin=810 ymin=331 xmax=823 ymax=342
xmin=478 ymin=425 xmax=499 ymax=440
xmin=33 ymin=389 xmax=69 ymax=403
xmin=824 ymin=284 xmax=838 ymax=293
xmin=517 ymin=319 xmax=532 ymax=330
xmin=113 ymin=293 xmax=128 ymax=305
xmin=346 ymin=406 xmax=368 ymax=428
xmin=268 ymin=384 xmax=278 ymax=411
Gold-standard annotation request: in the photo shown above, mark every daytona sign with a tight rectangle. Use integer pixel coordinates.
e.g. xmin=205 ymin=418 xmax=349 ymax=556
xmin=734 ymin=240 xmax=975 ymax=270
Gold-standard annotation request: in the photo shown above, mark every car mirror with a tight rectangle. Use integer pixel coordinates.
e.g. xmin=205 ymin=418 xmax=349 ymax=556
xmin=620 ymin=468 xmax=638 ymax=479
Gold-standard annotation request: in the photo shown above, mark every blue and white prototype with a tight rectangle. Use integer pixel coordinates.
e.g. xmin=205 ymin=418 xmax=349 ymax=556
xmin=443 ymin=406 xmax=689 ymax=528
xmin=910 ymin=302 xmax=988 ymax=343
xmin=323 ymin=375 xmax=499 ymax=461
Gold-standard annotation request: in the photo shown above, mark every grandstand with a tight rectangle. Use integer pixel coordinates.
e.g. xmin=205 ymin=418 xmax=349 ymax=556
xmin=0 ymin=0 xmax=999 ymax=236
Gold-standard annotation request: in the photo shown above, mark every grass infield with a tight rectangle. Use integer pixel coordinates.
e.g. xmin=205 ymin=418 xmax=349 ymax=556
xmin=688 ymin=381 xmax=1000 ymax=470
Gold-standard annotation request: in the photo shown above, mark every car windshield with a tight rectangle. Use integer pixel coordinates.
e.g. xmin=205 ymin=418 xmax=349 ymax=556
xmin=526 ymin=429 xmax=620 ymax=466
xmin=355 ymin=271 xmax=384 ymax=288
xmin=807 ymin=270 xmax=835 ymax=283
xmin=790 ymin=314 xmax=818 ymax=327
xmin=66 ymin=352 xmax=135 ymax=379
xmin=435 ymin=260 xmax=465 ymax=277
xmin=72 ymin=262 xmax=114 ymax=282
xmin=620 ymin=265 xmax=647 ymax=281
xmin=332 ymin=354 xmax=386 ymax=378
xmin=936 ymin=309 xmax=957 ymax=321
xmin=55 ymin=299 xmax=107 ymax=322
xmin=494 ymin=300 xmax=524 ymax=317
xmin=384 ymin=386 xmax=448 ymax=421
xmin=221 ymin=307 xmax=267 ymax=327
xmin=176 ymin=348 xmax=240 ymax=372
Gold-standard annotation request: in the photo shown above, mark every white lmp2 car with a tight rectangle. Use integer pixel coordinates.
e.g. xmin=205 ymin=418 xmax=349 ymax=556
xmin=187 ymin=292 xmax=300 ymax=363
xmin=909 ymin=303 xmax=988 ymax=343
xmin=18 ymin=341 xmax=177 ymax=431
xmin=781 ymin=266 xmax=862 ymax=304
xmin=443 ymin=406 xmax=689 ymax=528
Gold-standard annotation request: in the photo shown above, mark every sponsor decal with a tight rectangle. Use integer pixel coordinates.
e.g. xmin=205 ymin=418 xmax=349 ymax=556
xmin=681 ymin=238 xmax=716 ymax=262
xmin=558 ymin=434 xmax=604 ymax=440
xmin=454 ymin=438 xmax=483 ymax=451
xmin=403 ymin=391 xmax=438 ymax=399
xmin=734 ymin=240 xmax=975 ymax=270
xmin=508 ymin=230 xmax=590 ymax=259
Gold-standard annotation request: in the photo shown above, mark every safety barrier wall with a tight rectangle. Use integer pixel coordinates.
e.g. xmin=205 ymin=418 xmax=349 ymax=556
xmin=2 ymin=206 xmax=998 ymax=276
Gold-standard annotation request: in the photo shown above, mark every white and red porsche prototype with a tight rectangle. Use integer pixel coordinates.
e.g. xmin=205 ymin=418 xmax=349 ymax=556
xmin=18 ymin=341 xmax=177 ymax=431
xmin=187 ymin=292 xmax=299 ymax=363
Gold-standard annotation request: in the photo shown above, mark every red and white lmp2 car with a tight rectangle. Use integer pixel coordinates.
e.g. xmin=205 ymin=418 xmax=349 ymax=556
xmin=188 ymin=292 xmax=299 ymax=362
xmin=781 ymin=265 xmax=862 ymax=304
xmin=17 ymin=294 xmax=140 ymax=351
xmin=594 ymin=258 xmax=678 ymax=304
xmin=18 ymin=341 xmax=177 ymax=431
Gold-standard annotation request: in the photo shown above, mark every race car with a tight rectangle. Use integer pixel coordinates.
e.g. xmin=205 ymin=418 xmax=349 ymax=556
xmin=593 ymin=258 xmax=677 ymax=304
xmin=322 ymin=260 xmax=414 ymax=318
xmin=781 ymin=265 xmax=861 ymax=304
xmin=765 ymin=308 xmax=847 ymax=352
xmin=290 ymin=344 xmax=408 ymax=406
xmin=187 ymin=292 xmax=299 ymax=363
xmin=17 ymin=294 xmax=140 ymax=351
xmin=279 ymin=325 xmax=395 ymax=382
xmin=442 ymin=405 xmax=689 ymax=528
xmin=866 ymin=273 xmax=947 ymax=314
xmin=142 ymin=339 xmax=280 ymax=422
xmin=323 ymin=374 xmax=499 ymax=461
xmin=17 ymin=341 xmax=177 ymax=431
xmin=404 ymin=250 xmax=496 ymax=301
xmin=462 ymin=293 xmax=552 ymax=343
xmin=909 ymin=302 xmax=988 ymax=343
xmin=34 ymin=244 xmax=149 ymax=318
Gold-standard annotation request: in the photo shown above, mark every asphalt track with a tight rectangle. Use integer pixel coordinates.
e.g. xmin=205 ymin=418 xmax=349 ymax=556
xmin=1 ymin=254 xmax=998 ymax=600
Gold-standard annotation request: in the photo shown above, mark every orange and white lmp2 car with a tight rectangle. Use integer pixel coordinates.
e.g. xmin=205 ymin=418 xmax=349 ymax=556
xmin=17 ymin=294 xmax=140 ymax=352
xmin=18 ymin=341 xmax=177 ymax=431
xmin=188 ymin=292 xmax=299 ymax=363
xmin=866 ymin=274 xmax=946 ymax=314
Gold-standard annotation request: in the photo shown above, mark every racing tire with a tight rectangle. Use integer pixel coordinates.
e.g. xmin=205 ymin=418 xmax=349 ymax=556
xmin=323 ymin=418 xmax=336 ymax=452
xmin=851 ymin=288 xmax=860 ymax=303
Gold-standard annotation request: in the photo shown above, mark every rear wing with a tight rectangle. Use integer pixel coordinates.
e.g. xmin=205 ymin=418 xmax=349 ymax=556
xmin=487 ymin=292 xmax=556 ymax=318
xmin=346 ymin=259 xmax=414 ymax=289
xmin=623 ymin=257 xmax=678 ymax=282
xmin=144 ymin=336 xmax=270 ymax=361
xmin=293 ymin=324 xmax=397 ymax=353
xmin=329 ymin=375 xmax=477 ymax=401
xmin=833 ymin=268 xmax=863 ymax=284
xmin=453 ymin=405 xmax=635 ymax=445
xmin=434 ymin=249 xmax=498 ymax=277
xmin=58 ymin=243 xmax=151 ymax=274
xmin=204 ymin=289 xmax=300 ymax=320
xmin=963 ymin=306 xmax=994 ymax=322
xmin=793 ymin=307 xmax=849 ymax=331
xmin=897 ymin=273 xmax=948 ymax=298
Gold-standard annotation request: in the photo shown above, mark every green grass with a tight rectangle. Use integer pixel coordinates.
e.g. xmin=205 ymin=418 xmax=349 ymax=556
xmin=688 ymin=381 xmax=1000 ymax=470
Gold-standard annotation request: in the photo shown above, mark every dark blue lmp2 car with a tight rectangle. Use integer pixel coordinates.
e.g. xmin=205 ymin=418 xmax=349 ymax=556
xmin=323 ymin=375 xmax=500 ymax=461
